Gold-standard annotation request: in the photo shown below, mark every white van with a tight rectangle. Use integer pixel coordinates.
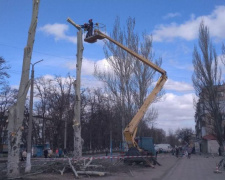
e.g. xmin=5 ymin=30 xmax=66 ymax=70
xmin=154 ymin=144 xmax=172 ymax=153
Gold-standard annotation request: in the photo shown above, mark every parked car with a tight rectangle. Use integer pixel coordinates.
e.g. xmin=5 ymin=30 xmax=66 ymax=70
xmin=154 ymin=144 xmax=172 ymax=153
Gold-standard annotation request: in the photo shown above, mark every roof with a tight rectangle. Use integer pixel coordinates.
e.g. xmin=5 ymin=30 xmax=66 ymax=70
xmin=202 ymin=134 xmax=217 ymax=140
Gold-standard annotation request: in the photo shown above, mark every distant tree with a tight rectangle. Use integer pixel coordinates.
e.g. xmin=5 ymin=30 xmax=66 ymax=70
xmin=141 ymin=125 xmax=166 ymax=144
xmin=94 ymin=16 xmax=163 ymax=145
xmin=221 ymin=43 xmax=225 ymax=65
xmin=166 ymin=130 xmax=179 ymax=147
xmin=0 ymin=85 xmax=18 ymax=145
xmin=138 ymin=107 xmax=158 ymax=137
xmin=192 ymin=22 xmax=225 ymax=155
xmin=0 ymin=56 xmax=10 ymax=87
xmin=81 ymin=88 xmax=120 ymax=150
xmin=34 ymin=75 xmax=75 ymax=151
xmin=175 ymin=128 xmax=194 ymax=144
xmin=34 ymin=76 xmax=53 ymax=145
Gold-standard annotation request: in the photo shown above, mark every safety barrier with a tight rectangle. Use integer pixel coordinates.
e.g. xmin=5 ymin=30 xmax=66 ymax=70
xmin=32 ymin=154 xmax=169 ymax=162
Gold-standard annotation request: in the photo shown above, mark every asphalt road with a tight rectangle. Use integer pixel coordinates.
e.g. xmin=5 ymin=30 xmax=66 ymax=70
xmin=161 ymin=155 xmax=224 ymax=180
xmin=82 ymin=154 xmax=225 ymax=180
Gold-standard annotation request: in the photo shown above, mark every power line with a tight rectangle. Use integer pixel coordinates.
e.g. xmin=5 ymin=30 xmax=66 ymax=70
xmin=0 ymin=42 xmax=75 ymax=61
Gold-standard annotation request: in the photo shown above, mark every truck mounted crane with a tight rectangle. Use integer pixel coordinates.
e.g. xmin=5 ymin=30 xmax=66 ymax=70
xmin=67 ymin=18 xmax=167 ymax=166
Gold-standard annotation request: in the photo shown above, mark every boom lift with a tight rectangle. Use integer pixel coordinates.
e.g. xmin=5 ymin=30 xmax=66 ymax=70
xmin=67 ymin=18 xmax=167 ymax=165
xmin=88 ymin=29 xmax=167 ymax=153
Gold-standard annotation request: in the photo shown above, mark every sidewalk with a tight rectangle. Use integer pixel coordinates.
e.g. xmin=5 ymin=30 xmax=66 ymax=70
xmin=161 ymin=154 xmax=224 ymax=180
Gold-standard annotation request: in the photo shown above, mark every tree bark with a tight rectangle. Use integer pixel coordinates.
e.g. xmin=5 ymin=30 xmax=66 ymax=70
xmin=64 ymin=118 xmax=67 ymax=151
xmin=7 ymin=0 xmax=40 ymax=177
xmin=73 ymin=29 xmax=83 ymax=157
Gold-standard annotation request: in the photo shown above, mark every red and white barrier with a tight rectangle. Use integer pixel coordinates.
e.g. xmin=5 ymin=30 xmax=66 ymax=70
xmin=32 ymin=154 xmax=168 ymax=162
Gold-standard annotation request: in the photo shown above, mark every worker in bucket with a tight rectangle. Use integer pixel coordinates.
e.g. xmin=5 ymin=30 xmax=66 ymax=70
xmin=86 ymin=19 xmax=93 ymax=38
xmin=81 ymin=19 xmax=93 ymax=38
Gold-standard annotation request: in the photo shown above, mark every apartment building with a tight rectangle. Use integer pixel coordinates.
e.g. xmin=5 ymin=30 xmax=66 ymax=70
xmin=195 ymin=85 xmax=225 ymax=154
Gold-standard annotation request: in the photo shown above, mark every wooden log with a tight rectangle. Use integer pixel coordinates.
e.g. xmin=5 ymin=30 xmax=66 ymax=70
xmin=77 ymin=171 xmax=107 ymax=176
xmin=59 ymin=166 xmax=66 ymax=175
xmin=68 ymin=158 xmax=78 ymax=178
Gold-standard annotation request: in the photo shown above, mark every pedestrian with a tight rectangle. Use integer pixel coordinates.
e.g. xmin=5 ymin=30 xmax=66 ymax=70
xmin=55 ymin=148 xmax=59 ymax=158
xmin=188 ymin=146 xmax=192 ymax=159
xmin=175 ymin=147 xmax=179 ymax=158
xmin=218 ymin=147 xmax=221 ymax=156
xmin=64 ymin=148 xmax=67 ymax=156
xmin=105 ymin=148 xmax=109 ymax=156
xmin=156 ymin=150 xmax=158 ymax=158
xmin=22 ymin=150 xmax=27 ymax=161
xmin=186 ymin=150 xmax=189 ymax=157
xmin=59 ymin=148 xmax=63 ymax=158
xmin=48 ymin=148 xmax=53 ymax=158
xmin=44 ymin=148 xmax=48 ymax=158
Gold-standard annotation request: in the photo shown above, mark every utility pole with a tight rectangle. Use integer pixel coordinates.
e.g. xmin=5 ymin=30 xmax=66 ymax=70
xmin=25 ymin=59 xmax=43 ymax=173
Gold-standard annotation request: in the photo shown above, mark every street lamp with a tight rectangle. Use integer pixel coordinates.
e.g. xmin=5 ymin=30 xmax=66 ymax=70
xmin=25 ymin=59 xmax=43 ymax=172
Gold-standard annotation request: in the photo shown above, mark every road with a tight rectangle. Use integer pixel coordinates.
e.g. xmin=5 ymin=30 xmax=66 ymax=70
xmin=84 ymin=154 xmax=225 ymax=180
xmin=161 ymin=155 xmax=224 ymax=180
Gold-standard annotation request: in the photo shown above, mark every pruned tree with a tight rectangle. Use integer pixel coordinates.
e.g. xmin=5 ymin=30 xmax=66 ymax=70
xmin=192 ymin=22 xmax=224 ymax=155
xmin=7 ymin=0 xmax=40 ymax=177
xmin=66 ymin=18 xmax=84 ymax=158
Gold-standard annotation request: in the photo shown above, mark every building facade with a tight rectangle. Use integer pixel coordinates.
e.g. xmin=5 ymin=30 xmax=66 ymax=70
xmin=195 ymin=85 xmax=225 ymax=154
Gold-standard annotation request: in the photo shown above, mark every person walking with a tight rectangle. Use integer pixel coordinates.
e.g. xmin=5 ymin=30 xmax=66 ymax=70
xmin=48 ymin=148 xmax=53 ymax=158
xmin=105 ymin=148 xmax=109 ymax=156
xmin=44 ymin=148 xmax=48 ymax=158
xmin=218 ymin=147 xmax=222 ymax=156
xmin=22 ymin=149 xmax=27 ymax=161
xmin=59 ymin=148 xmax=63 ymax=158
xmin=175 ymin=147 xmax=179 ymax=158
xmin=55 ymin=148 xmax=59 ymax=158
xmin=188 ymin=146 xmax=192 ymax=159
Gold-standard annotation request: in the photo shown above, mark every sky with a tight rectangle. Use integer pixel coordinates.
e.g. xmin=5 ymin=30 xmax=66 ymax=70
xmin=1 ymin=0 xmax=225 ymax=134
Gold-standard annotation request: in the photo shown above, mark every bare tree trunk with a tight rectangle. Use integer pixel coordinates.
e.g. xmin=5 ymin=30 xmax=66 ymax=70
xmin=64 ymin=118 xmax=67 ymax=151
xmin=25 ymin=64 xmax=34 ymax=173
xmin=7 ymin=0 xmax=40 ymax=178
xmin=73 ymin=28 xmax=83 ymax=157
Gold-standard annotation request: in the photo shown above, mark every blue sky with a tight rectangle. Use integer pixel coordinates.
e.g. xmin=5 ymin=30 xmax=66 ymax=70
xmin=1 ymin=0 xmax=225 ymax=133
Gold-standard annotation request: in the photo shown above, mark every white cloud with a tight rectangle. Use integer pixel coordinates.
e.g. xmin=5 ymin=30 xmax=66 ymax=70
xmin=39 ymin=23 xmax=77 ymax=44
xmin=81 ymin=77 xmax=104 ymax=89
xmin=65 ymin=57 xmax=112 ymax=76
xmin=153 ymin=6 xmax=225 ymax=42
xmin=164 ymin=79 xmax=194 ymax=92
xmin=38 ymin=23 xmax=106 ymax=45
xmin=42 ymin=74 xmax=54 ymax=80
xmin=154 ymin=93 xmax=196 ymax=134
xmin=163 ymin=13 xmax=181 ymax=19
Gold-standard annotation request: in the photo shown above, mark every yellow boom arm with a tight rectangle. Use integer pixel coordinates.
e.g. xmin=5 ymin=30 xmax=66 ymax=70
xmin=86 ymin=29 xmax=168 ymax=149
